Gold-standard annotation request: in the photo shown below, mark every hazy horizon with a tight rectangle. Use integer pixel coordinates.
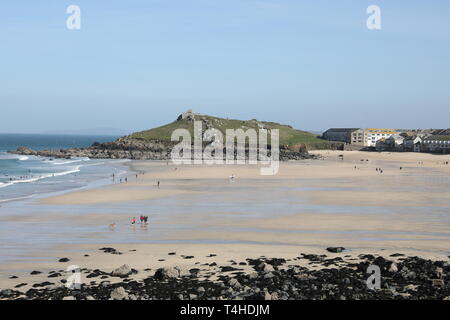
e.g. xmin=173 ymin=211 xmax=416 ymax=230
xmin=1 ymin=1 xmax=449 ymax=134
xmin=0 ymin=115 xmax=447 ymax=136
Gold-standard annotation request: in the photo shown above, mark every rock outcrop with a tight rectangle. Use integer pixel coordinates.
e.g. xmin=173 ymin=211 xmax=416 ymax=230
xmin=11 ymin=136 xmax=175 ymax=160
xmin=10 ymin=111 xmax=325 ymax=161
xmin=153 ymin=266 xmax=190 ymax=280
xmin=110 ymin=287 xmax=128 ymax=300
xmin=2 ymin=254 xmax=449 ymax=300
xmin=111 ymin=264 xmax=132 ymax=277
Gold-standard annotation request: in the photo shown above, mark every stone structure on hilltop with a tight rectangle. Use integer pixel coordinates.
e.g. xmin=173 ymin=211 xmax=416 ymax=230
xmin=177 ymin=109 xmax=196 ymax=121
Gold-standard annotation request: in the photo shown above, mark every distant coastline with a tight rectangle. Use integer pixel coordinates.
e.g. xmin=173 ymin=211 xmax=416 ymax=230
xmin=9 ymin=111 xmax=341 ymax=161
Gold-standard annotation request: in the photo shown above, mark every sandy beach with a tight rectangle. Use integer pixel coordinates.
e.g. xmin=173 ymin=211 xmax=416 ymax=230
xmin=1 ymin=150 xmax=449 ymax=293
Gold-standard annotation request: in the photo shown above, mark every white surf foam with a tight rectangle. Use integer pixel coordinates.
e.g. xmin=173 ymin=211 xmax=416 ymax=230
xmin=0 ymin=166 xmax=81 ymax=188
xmin=0 ymin=182 xmax=14 ymax=188
xmin=52 ymin=157 xmax=90 ymax=165
xmin=0 ymin=153 xmax=30 ymax=161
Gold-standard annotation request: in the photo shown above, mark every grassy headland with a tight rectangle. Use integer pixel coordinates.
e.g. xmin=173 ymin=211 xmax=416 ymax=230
xmin=130 ymin=113 xmax=331 ymax=150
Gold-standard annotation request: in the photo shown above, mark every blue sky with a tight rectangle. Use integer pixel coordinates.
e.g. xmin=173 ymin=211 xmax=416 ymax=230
xmin=1 ymin=0 xmax=449 ymax=133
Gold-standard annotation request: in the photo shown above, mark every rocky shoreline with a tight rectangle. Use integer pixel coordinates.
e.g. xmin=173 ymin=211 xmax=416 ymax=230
xmin=11 ymin=138 xmax=319 ymax=161
xmin=11 ymin=137 xmax=176 ymax=160
xmin=1 ymin=250 xmax=449 ymax=300
xmin=10 ymin=111 xmax=328 ymax=161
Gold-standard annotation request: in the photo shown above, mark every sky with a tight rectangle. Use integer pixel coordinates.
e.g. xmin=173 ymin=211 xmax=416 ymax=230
xmin=1 ymin=0 xmax=449 ymax=134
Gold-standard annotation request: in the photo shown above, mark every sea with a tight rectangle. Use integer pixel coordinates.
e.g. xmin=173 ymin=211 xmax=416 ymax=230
xmin=0 ymin=134 xmax=129 ymax=203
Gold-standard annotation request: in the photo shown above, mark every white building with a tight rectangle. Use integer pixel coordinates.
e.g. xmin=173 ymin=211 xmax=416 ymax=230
xmin=322 ymin=128 xmax=397 ymax=147
xmin=364 ymin=129 xmax=398 ymax=147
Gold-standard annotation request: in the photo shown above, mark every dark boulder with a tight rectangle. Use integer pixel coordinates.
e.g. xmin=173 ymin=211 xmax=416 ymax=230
xmin=326 ymin=247 xmax=346 ymax=253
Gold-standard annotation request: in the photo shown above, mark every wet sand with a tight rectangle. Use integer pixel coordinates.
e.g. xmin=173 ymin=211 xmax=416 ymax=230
xmin=1 ymin=151 xmax=450 ymax=290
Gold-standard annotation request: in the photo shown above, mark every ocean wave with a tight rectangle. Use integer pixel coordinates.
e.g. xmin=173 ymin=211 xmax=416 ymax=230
xmin=0 ymin=153 xmax=30 ymax=161
xmin=0 ymin=166 xmax=81 ymax=188
xmin=0 ymin=182 xmax=14 ymax=188
xmin=48 ymin=157 xmax=91 ymax=165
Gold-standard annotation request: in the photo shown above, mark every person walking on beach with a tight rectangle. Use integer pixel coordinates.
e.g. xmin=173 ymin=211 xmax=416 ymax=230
xmin=143 ymin=216 xmax=148 ymax=224
xmin=139 ymin=215 xmax=144 ymax=224
xmin=131 ymin=217 xmax=136 ymax=224
xmin=157 ymin=181 xmax=160 ymax=188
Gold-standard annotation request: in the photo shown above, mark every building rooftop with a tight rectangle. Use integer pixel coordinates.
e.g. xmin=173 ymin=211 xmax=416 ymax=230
xmin=404 ymin=135 xmax=421 ymax=141
xmin=388 ymin=133 xmax=405 ymax=139
xmin=424 ymin=135 xmax=450 ymax=141
xmin=325 ymin=128 xmax=360 ymax=132
xmin=366 ymin=128 xmax=397 ymax=134
xmin=433 ymin=129 xmax=450 ymax=135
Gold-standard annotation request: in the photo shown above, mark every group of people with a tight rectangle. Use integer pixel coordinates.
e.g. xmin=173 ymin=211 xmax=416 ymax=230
xmin=375 ymin=167 xmax=384 ymax=173
xmin=131 ymin=215 xmax=149 ymax=224
xmin=112 ymin=174 xmax=128 ymax=184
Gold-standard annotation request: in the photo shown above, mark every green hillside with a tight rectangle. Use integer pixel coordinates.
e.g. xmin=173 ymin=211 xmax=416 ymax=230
xmin=129 ymin=112 xmax=330 ymax=149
